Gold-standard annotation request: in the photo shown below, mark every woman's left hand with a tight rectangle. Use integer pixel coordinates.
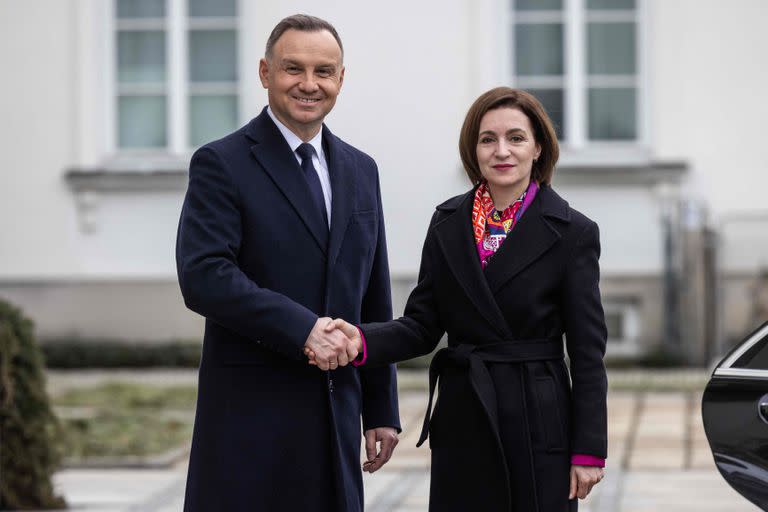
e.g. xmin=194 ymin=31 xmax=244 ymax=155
xmin=569 ymin=465 xmax=604 ymax=500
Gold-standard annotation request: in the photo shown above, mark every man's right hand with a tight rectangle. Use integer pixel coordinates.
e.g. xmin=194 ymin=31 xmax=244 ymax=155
xmin=303 ymin=317 xmax=358 ymax=371
xmin=324 ymin=318 xmax=362 ymax=351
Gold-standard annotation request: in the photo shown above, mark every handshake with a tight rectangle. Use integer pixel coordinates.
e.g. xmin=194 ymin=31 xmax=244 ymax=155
xmin=303 ymin=317 xmax=362 ymax=371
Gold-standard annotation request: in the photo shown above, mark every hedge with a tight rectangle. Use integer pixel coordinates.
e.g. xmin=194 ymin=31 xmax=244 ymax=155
xmin=41 ymin=340 xmax=202 ymax=369
xmin=0 ymin=299 xmax=66 ymax=509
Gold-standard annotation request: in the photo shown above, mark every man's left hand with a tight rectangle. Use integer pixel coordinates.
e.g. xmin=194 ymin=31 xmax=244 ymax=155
xmin=362 ymin=427 xmax=399 ymax=473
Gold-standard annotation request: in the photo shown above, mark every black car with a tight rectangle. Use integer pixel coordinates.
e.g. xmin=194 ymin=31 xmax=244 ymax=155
xmin=702 ymin=321 xmax=768 ymax=510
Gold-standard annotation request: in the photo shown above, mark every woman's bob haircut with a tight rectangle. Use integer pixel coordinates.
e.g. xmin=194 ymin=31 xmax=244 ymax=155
xmin=459 ymin=87 xmax=559 ymax=186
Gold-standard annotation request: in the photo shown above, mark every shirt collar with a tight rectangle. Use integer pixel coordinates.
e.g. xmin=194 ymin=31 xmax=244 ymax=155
xmin=267 ymin=106 xmax=324 ymax=160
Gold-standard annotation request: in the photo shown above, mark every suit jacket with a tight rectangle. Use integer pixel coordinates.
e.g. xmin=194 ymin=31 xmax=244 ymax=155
xmin=362 ymin=185 xmax=608 ymax=512
xmin=176 ymin=107 xmax=400 ymax=512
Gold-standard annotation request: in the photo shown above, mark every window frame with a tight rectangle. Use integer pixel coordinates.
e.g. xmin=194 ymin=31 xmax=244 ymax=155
xmin=715 ymin=323 xmax=768 ymax=379
xmin=105 ymin=0 xmax=241 ymax=162
xmin=509 ymin=0 xmax=650 ymax=163
xmin=603 ymin=300 xmax=641 ymax=356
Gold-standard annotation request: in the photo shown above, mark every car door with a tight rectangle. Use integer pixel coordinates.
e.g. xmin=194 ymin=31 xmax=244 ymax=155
xmin=702 ymin=321 xmax=768 ymax=510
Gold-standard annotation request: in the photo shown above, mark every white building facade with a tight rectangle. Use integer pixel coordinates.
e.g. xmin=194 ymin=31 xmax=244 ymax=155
xmin=1 ymin=0 xmax=767 ymax=363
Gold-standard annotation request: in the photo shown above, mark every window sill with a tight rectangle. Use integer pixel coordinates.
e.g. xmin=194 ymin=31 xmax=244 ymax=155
xmin=559 ymin=144 xmax=653 ymax=167
xmin=65 ymin=155 xmax=190 ymax=192
xmin=66 ymin=169 xmax=188 ymax=192
xmin=555 ymin=146 xmax=688 ymax=186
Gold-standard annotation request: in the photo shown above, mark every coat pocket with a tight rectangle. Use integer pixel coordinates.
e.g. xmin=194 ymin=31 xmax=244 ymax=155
xmin=350 ymin=209 xmax=376 ymax=225
xmin=535 ymin=376 xmax=567 ymax=452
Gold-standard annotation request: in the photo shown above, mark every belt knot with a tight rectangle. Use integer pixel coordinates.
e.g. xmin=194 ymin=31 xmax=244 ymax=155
xmin=446 ymin=343 xmax=475 ymax=367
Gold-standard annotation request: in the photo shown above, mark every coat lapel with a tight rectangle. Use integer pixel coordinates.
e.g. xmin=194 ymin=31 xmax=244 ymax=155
xmin=483 ymin=185 xmax=569 ymax=294
xmin=323 ymin=126 xmax=355 ymax=270
xmin=433 ymin=192 xmax=512 ymax=339
xmin=245 ymin=108 xmax=329 ymax=254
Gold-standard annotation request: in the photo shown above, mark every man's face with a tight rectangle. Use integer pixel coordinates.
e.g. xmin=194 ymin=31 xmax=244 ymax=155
xmin=259 ymin=29 xmax=344 ymax=140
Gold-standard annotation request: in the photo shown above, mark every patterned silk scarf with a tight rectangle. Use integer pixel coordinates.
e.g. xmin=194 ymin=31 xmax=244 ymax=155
xmin=472 ymin=180 xmax=539 ymax=268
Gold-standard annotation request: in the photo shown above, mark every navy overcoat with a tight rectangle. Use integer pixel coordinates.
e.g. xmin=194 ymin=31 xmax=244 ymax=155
xmin=176 ymin=107 xmax=400 ymax=512
xmin=361 ymin=185 xmax=608 ymax=512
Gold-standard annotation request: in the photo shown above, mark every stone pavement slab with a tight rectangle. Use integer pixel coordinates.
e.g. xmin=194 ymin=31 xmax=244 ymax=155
xmin=49 ymin=465 xmax=757 ymax=512
xmin=381 ymin=391 xmax=430 ymax=469
xmin=618 ymin=471 xmax=758 ymax=511
xmin=630 ymin=392 xmax=687 ymax=470
xmin=607 ymin=391 xmax=637 ymax=465
xmin=689 ymin=392 xmax=716 ymax=470
xmin=53 ymin=468 xmax=186 ymax=511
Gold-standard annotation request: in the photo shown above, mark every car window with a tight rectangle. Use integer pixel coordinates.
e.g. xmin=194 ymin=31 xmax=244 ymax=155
xmin=730 ymin=324 xmax=768 ymax=370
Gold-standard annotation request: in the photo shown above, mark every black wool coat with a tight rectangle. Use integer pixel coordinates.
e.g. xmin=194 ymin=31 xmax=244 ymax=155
xmin=362 ymin=184 xmax=608 ymax=512
xmin=176 ymin=108 xmax=400 ymax=512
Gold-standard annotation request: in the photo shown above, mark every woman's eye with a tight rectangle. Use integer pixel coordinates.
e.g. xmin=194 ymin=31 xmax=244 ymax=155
xmin=479 ymin=137 xmax=495 ymax=144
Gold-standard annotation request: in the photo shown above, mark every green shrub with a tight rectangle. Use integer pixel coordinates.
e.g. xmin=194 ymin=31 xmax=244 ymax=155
xmin=605 ymin=345 xmax=685 ymax=369
xmin=0 ymin=299 xmax=66 ymax=510
xmin=41 ymin=340 xmax=201 ymax=368
xmin=637 ymin=345 xmax=686 ymax=367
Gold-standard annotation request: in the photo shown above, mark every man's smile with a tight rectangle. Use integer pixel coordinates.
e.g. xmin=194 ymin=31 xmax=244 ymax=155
xmin=293 ymin=95 xmax=321 ymax=104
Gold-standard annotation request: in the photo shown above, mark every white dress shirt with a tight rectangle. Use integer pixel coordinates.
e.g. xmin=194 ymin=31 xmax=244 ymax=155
xmin=267 ymin=107 xmax=332 ymax=227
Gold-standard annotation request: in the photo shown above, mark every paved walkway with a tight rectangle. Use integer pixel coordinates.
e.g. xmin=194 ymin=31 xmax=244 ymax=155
xmin=40 ymin=370 xmax=757 ymax=511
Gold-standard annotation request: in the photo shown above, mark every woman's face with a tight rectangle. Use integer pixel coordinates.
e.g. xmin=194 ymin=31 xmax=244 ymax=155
xmin=476 ymin=107 xmax=541 ymax=198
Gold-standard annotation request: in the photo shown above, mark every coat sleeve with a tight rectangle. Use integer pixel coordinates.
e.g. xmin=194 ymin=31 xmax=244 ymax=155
xmin=358 ymin=168 xmax=401 ymax=432
xmin=562 ymin=220 xmax=608 ymax=459
xmin=176 ymin=146 xmax=318 ymax=361
xmin=361 ymin=211 xmax=446 ymax=367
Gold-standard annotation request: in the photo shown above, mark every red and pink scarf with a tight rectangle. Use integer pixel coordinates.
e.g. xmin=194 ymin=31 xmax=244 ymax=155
xmin=472 ymin=181 xmax=539 ymax=268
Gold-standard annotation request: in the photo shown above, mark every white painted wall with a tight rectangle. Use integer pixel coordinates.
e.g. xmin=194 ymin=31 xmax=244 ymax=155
xmin=651 ymin=0 xmax=768 ymax=218
xmin=0 ymin=0 xmax=81 ymax=277
xmin=720 ymin=214 xmax=768 ymax=273
xmin=74 ymin=191 xmax=185 ymax=276
xmin=2 ymin=0 xmax=768 ymax=285
xmin=559 ymin=184 xmax=663 ymax=273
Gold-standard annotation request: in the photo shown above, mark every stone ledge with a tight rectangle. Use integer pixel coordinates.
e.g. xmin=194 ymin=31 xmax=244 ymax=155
xmin=555 ymin=160 xmax=688 ymax=186
xmin=65 ymin=168 xmax=188 ymax=192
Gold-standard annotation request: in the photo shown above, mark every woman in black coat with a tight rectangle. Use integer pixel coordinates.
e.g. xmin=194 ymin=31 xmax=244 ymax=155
xmin=309 ymin=87 xmax=608 ymax=512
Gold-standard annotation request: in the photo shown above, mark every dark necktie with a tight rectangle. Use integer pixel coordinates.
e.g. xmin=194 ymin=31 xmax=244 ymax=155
xmin=295 ymin=143 xmax=329 ymax=228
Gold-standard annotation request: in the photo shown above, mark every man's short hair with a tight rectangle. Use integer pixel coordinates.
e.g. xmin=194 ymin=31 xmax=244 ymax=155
xmin=265 ymin=14 xmax=344 ymax=61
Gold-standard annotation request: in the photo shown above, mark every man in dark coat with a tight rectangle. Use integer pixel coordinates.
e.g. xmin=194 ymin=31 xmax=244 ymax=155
xmin=176 ymin=14 xmax=400 ymax=512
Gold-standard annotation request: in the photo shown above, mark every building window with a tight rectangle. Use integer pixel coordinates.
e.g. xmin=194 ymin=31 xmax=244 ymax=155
xmin=604 ymin=301 xmax=640 ymax=355
xmin=115 ymin=0 xmax=238 ymax=153
xmin=511 ymin=0 xmax=641 ymax=146
xmin=605 ymin=309 xmax=626 ymax=340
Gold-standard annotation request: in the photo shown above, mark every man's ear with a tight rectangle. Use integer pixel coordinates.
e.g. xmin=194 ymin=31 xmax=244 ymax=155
xmin=258 ymin=58 xmax=270 ymax=89
xmin=338 ymin=66 xmax=345 ymax=91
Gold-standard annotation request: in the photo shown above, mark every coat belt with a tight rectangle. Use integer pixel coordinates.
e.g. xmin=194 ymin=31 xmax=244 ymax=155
xmin=416 ymin=337 xmax=564 ymax=447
